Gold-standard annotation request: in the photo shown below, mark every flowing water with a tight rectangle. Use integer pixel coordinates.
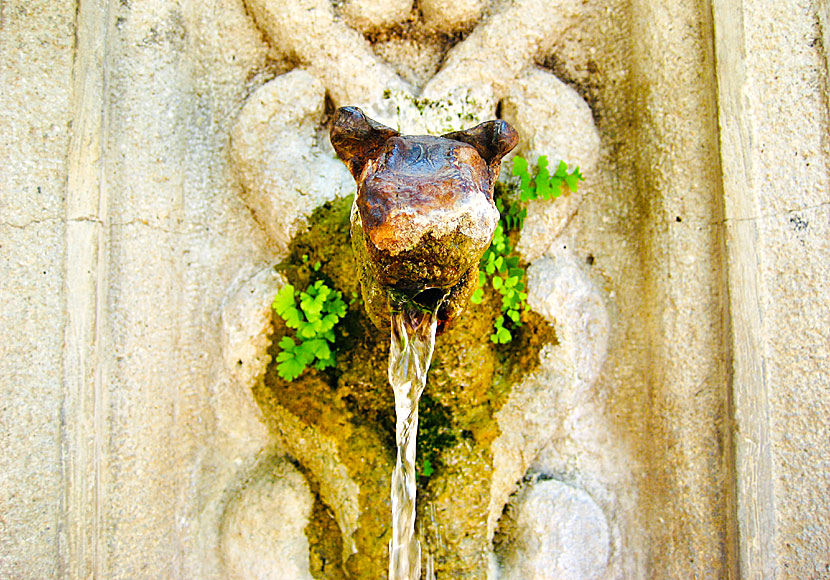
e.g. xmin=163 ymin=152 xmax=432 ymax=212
xmin=387 ymin=301 xmax=442 ymax=580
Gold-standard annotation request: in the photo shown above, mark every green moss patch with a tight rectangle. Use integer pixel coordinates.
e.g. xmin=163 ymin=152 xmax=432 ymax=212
xmin=256 ymin=192 xmax=556 ymax=579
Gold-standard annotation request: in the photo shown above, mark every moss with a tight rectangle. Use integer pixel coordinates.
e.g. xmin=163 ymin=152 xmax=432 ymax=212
xmin=305 ymin=483 xmax=348 ymax=580
xmin=255 ymin=193 xmax=556 ymax=579
xmin=416 ymin=393 xmax=457 ymax=480
xmin=277 ymin=195 xmax=361 ymax=302
xmin=380 ymin=88 xmax=482 ymax=132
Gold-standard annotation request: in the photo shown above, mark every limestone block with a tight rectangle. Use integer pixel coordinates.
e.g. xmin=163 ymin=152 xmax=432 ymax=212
xmin=713 ymin=1 xmax=830 ymax=576
xmin=0 ymin=224 xmax=66 ymax=579
xmin=628 ymin=2 xmax=736 ymax=575
xmin=0 ymin=1 xmax=74 ymax=577
xmin=229 ymin=69 xmax=355 ymax=252
xmin=220 ymin=457 xmax=314 ymax=580
xmin=498 ymin=478 xmax=610 ymax=580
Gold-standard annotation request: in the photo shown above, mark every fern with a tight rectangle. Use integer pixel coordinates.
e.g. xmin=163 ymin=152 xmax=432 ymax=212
xmin=473 ymin=155 xmax=583 ymax=343
xmin=513 ymin=155 xmax=583 ymax=202
xmin=272 ymin=280 xmax=347 ymax=381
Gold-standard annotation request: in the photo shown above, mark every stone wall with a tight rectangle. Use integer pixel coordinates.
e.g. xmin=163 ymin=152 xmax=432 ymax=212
xmin=0 ymin=0 xmax=827 ymax=578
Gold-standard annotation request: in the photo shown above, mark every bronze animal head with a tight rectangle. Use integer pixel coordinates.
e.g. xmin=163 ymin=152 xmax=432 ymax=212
xmin=331 ymin=106 xmax=518 ymax=332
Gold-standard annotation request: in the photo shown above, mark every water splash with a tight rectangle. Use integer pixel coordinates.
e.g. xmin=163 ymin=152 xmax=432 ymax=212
xmin=388 ymin=300 xmax=442 ymax=580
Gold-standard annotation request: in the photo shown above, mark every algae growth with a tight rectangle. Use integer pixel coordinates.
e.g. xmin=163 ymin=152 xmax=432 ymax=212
xmin=254 ymin=193 xmax=556 ymax=579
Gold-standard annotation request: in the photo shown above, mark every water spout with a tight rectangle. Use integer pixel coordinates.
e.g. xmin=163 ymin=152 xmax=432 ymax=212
xmin=331 ymin=106 xmax=517 ymax=332
xmin=331 ymin=106 xmax=517 ymax=578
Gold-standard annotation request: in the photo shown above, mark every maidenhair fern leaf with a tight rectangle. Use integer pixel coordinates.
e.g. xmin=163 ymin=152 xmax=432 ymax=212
xmin=475 ymin=155 xmax=583 ymax=343
xmin=272 ymin=279 xmax=347 ymax=381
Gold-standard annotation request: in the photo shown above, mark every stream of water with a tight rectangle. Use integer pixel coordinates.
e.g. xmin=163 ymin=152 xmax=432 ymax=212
xmin=387 ymin=301 xmax=442 ymax=580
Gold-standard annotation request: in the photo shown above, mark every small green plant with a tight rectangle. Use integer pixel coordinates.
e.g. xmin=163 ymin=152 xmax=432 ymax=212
xmin=272 ymin=280 xmax=348 ymax=381
xmin=421 ymin=459 xmax=434 ymax=477
xmin=471 ymin=218 xmax=527 ymax=344
xmin=472 ymin=155 xmax=583 ymax=344
xmin=512 ymin=155 xmax=583 ymax=202
xmin=496 ymin=196 xmax=527 ymax=230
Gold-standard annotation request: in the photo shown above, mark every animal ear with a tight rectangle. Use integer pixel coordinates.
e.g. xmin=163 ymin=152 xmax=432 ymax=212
xmin=330 ymin=107 xmax=399 ymax=180
xmin=442 ymin=120 xmax=519 ymax=170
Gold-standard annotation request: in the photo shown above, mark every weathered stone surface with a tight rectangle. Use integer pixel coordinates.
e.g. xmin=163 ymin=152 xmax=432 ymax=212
xmin=504 ymin=69 xmax=601 ymax=262
xmin=420 ymin=0 xmax=486 ymax=33
xmin=525 ymin=248 xmax=610 ymax=387
xmin=421 ymin=0 xmax=584 ymax=102
xmin=340 ymin=0 xmax=413 ymax=32
xmin=220 ymin=457 xmax=314 ymax=580
xmin=498 ymin=478 xmax=610 ymax=580
xmin=714 ymin=0 xmax=830 ymax=575
xmin=623 ymin=2 xmax=734 ymax=576
xmin=0 ymin=1 xmax=74 ymax=577
xmin=219 ymin=268 xmax=283 ymax=444
xmin=0 ymin=224 xmax=66 ymax=580
xmin=488 ymin=245 xmax=610 ymax=543
xmin=1 ymin=0 xmax=828 ymax=579
xmin=502 ymin=68 xmax=601 ymax=174
xmin=230 ymin=70 xmax=355 ymax=253
xmin=245 ymin=0 xmax=411 ymax=111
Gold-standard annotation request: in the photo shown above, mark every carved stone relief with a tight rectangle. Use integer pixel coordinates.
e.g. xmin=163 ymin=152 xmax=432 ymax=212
xmin=216 ymin=0 xmax=626 ymax=577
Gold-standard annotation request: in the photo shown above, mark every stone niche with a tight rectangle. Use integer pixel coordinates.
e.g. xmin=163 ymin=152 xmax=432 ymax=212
xmin=217 ymin=0 xmax=714 ymax=577
xmin=2 ymin=0 xmax=828 ymax=579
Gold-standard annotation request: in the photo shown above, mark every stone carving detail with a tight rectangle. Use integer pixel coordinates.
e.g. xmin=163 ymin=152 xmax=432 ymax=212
xmin=217 ymin=0 xmax=617 ymax=577
xmin=229 ymin=0 xmax=600 ymax=255
xmin=498 ymin=478 xmax=610 ymax=580
xmin=220 ymin=457 xmax=315 ymax=580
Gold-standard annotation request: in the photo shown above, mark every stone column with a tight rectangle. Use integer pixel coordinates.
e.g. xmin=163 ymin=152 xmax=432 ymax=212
xmin=714 ymin=0 xmax=830 ymax=577
xmin=0 ymin=1 xmax=75 ymax=577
